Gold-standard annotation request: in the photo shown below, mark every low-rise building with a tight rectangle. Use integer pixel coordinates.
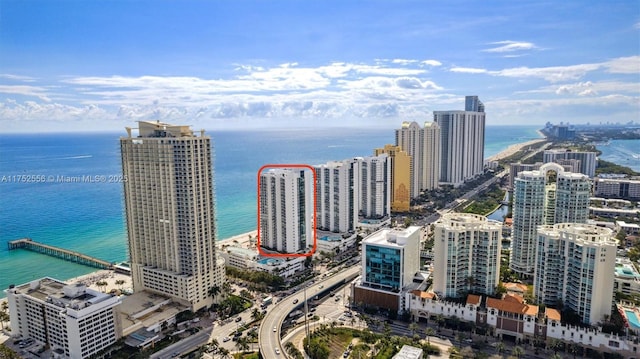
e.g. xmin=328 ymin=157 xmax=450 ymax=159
xmin=406 ymin=291 xmax=638 ymax=356
xmin=614 ymin=258 xmax=640 ymax=296
xmin=6 ymin=278 xmax=122 ymax=359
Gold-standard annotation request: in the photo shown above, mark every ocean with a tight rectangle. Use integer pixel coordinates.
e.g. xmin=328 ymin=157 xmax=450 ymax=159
xmin=1 ymin=125 xmax=546 ymax=293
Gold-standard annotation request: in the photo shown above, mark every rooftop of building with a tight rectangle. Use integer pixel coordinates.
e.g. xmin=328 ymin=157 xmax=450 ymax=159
xmin=503 ymin=282 xmax=528 ymax=293
xmin=392 ymin=345 xmax=423 ymax=359
xmin=225 ymin=246 xmax=260 ymax=257
xmin=411 ymin=290 xmax=435 ymax=300
xmin=466 ymin=294 xmax=481 ymax=306
xmin=8 ymin=277 xmax=115 ymax=310
xmin=546 ymin=308 xmax=562 ymax=322
xmin=134 ymin=121 xmax=198 ymax=138
xmin=486 ymin=295 xmax=538 ymax=316
xmin=615 ymin=259 xmax=640 ymax=279
xmin=363 ymin=226 xmax=421 ymax=248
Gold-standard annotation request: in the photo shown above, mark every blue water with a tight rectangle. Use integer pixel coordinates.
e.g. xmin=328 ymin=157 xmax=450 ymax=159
xmin=625 ymin=310 xmax=640 ymax=330
xmin=0 ymin=125 xmax=542 ymax=294
xmin=597 ymin=139 xmax=640 ymax=172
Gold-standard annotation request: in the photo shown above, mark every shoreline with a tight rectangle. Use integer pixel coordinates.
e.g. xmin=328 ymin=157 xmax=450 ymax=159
xmin=485 ymin=138 xmax=547 ymax=162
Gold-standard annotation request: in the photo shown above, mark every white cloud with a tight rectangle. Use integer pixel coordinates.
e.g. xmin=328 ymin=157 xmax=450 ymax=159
xmin=603 ymin=55 xmax=640 ymax=74
xmin=0 ymin=74 xmax=37 ymax=82
xmin=391 ymin=59 xmax=419 ymax=65
xmin=483 ymin=41 xmax=537 ymax=53
xmin=0 ymin=85 xmax=52 ymax=101
xmin=421 ymin=60 xmax=442 ymax=67
xmin=495 ymin=63 xmax=602 ymax=82
xmin=450 ymin=67 xmax=488 ymax=74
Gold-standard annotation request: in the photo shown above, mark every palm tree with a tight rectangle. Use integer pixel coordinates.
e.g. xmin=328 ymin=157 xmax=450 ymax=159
xmin=425 ymin=327 xmax=435 ymax=345
xmin=96 ymin=280 xmax=108 ymax=292
xmin=512 ymin=345 xmax=524 ymax=359
xmin=235 ymin=336 xmax=250 ymax=352
xmin=409 ymin=322 xmax=419 ymax=337
xmin=208 ymin=338 xmax=219 ymax=354
xmin=550 ymin=354 xmax=562 ymax=359
xmin=115 ymin=279 xmax=126 ymax=289
xmin=251 ymin=308 xmax=262 ymax=321
xmin=435 ymin=314 xmax=444 ymax=331
xmin=218 ymin=347 xmax=231 ymax=359
xmin=495 ymin=341 xmax=505 ymax=354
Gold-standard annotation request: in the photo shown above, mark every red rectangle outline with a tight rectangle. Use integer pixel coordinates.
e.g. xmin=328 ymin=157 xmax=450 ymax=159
xmin=257 ymin=164 xmax=317 ymax=258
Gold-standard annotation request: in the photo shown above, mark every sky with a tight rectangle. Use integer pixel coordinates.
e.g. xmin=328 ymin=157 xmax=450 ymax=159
xmin=0 ymin=0 xmax=638 ymax=132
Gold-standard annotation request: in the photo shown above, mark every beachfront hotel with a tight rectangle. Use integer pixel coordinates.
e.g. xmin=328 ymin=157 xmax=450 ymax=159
xmin=433 ymin=96 xmax=486 ymax=187
xmin=394 ymin=121 xmax=441 ymax=197
xmin=510 ymin=163 xmax=591 ymax=276
xmin=5 ymin=278 xmax=121 ymax=358
xmin=432 ymin=213 xmax=502 ymax=298
xmin=533 ymin=223 xmax=616 ymax=325
xmin=259 ymin=168 xmax=314 ymax=254
xmin=120 ymin=121 xmax=225 ymax=312
xmin=374 ymin=145 xmax=411 ymax=212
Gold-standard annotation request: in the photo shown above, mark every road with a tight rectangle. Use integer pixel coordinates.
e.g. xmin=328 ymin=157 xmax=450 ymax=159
xmin=258 ymin=265 xmax=361 ymax=359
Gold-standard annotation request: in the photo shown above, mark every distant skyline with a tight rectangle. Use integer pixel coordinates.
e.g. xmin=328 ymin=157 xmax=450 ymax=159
xmin=0 ymin=0 xmax=638 ymax=133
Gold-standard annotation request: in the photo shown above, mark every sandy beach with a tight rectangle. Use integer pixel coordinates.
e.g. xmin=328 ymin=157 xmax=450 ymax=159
xmin=217 ymin=229 xmax=258 ymax=250
xmin=485 ymin=138 xmax=546 ymax=162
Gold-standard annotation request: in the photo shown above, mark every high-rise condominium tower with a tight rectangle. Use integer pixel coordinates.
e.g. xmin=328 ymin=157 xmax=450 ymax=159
xmin=259 ymin=168 xmax=314 ymax=254
xmin=359 ymin=155 xmax=392 ymax=219
xmin=432 ymin=213 xmax=502 ymax=298
xmin=121 ymin=121 xmax=224 ymax=312
xmin=510 ymin=163 xmax=591 ymax=276
xmin=315 ymin=159 xmax=360 ymax=233
xmin=374 ymin=145 xmax=411 ymax=212
xmin=534 ymin=223 xmax=616 ymax=325
xmin=395 ymin=121 xmax=441 ymax=197
xmin=433 ymin=96 xmax=485 ymax=187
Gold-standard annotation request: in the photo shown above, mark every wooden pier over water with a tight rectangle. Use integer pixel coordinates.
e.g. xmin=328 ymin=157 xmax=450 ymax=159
xmin=8 ymin=238 xmax=113 ymax=270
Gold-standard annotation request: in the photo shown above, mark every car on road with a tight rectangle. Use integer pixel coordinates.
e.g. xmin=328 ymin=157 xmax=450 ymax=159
xmin=293 ymin=298 xmax=299 ymax=304
xmin=222 ymin=337 xmax=231 ymax=342
xmin=275 ymin=348 xmax=281 ymax=355
xmin=273 ymin=326 xmax=277 ymax=332
xmin=235 ymin=316 xmax=242 ymax=322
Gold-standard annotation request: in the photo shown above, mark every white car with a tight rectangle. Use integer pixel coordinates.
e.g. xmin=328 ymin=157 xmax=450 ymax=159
xmin=275 ymin=348 xmax=281 ymax=355
xmin=273 ymin=326 xmax=277 ymax=332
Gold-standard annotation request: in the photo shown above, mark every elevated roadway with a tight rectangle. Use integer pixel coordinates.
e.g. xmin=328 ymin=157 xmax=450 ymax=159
xmin=259 ymin=265 xmax=360 ymax=358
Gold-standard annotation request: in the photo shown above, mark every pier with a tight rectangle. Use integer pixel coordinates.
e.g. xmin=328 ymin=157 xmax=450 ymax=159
xmin=8 ymin=238 xmax=113 ymax=270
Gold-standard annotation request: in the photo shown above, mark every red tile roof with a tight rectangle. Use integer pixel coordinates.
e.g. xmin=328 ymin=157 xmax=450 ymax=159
xmin=466 ymin=294 xmax=481 ymax=305
xmin=411 ymin=290 xmax=435 ymax=299
xmin=546 ymin=308 xmax=561 ymax=321
xmin=487 ymin=297 xmax=538 ymax=316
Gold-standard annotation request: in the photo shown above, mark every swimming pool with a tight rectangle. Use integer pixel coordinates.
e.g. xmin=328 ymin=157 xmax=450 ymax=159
xmin=624 ymin=310 xmax=640 ymax=330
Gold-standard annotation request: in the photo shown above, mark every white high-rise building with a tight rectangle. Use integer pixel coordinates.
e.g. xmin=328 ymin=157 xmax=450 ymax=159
xmin=359 ymin=155 xmax=392 ymax=219
xmin=432 ymin=213 xmax=502 ymax=298
xmin=315 ymin=159 xmax=360 ymax=233
xmin=543 ymin=149 xmax=597 ymax=178
xmin=534 ymin=223 xmax=616 ymax=325
xmin=395 ymin=121 xmax=441 ymax=197
xmin=434 ymin=96 xmax=485 ymax=187
xmin=422 ymin=122 xmax=441 ymax=191
xmin=259 ymin=168 xmax=314 ymax=254
xmin=121 ymin=121 xmax=225 ymax=312
xmin=6 ymin=278 xmax=121 ymax=358
xmin=510 ymin=163 xmax=591 ymax=276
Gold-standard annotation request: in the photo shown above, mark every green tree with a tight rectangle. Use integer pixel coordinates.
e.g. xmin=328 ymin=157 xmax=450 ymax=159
xmin=512 ymin=346 xmax=524 ymax=358
xmin=115 ymin=279 xmax=126 ymax=289
xmin=235 ymin=336 xmax=250 ymax=352
xmin=425 ymin=327 xmax=435 ymax=345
